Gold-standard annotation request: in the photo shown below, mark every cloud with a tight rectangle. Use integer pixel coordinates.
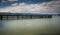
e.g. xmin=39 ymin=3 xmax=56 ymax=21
xmin=7 ymin=0 xmax=18 ymax=1
xmin=0 ymin=0 xmax=60 ymax=14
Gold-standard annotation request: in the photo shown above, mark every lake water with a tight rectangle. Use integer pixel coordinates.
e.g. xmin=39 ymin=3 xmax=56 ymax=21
xmin=0 ymin=16 xmax=60 ymax=35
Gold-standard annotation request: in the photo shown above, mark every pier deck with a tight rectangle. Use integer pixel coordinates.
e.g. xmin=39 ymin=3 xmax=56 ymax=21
xmin=0 ymin=13 xmax=59 ymax=20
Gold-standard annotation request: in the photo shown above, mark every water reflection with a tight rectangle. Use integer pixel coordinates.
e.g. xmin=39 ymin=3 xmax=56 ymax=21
xmin=0 ymin=16 xmax=60 ymax=35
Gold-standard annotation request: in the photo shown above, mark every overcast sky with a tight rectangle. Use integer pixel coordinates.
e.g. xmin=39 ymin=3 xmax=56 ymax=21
xmin=0 ymin=0 xmax=60 ymax=14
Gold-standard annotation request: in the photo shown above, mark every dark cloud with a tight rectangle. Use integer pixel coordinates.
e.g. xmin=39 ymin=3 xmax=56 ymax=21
xmin=0 ymin=0 xmax=52 ymax=4
xmin=17 ymin=0 xmax=52 ymax=4
xmin=0 ymin=0 xmax=52 ymax=8
xmin=0 ymin=0 xmax=60 ymax=14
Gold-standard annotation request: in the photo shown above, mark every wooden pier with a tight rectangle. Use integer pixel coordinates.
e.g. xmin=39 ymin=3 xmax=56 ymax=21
xmin=0 ymin=13 xmax=53 ymax=20
xmin=0 ymin=13 xmax=60 ymax=20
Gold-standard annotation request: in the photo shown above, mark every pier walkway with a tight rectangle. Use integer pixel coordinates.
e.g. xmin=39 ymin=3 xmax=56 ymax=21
xmin=0 ymin=13 xmax=60 ymax=20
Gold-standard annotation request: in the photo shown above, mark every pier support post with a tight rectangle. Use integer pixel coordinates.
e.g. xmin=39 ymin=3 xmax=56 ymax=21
xmin=30 ymin=15 xmax=32 ymax=19
xmin=0 ymin=16 xmax=3 ymax=20
xmin=17 ymin=16 xmax=19 ymax=20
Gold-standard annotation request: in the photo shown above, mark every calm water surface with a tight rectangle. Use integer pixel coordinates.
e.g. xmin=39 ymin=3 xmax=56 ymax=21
xmin=0 ymin=16 xmax=60 ymax=35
